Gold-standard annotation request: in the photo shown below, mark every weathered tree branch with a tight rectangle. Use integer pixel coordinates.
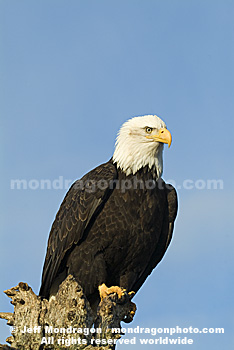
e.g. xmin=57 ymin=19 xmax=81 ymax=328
xmin=0 ymin=275 xmax=136 ymax=350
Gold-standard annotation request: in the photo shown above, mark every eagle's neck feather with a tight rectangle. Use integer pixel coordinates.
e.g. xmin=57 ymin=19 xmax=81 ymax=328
xmin=113 ymin=139 xmax=163 ymax=179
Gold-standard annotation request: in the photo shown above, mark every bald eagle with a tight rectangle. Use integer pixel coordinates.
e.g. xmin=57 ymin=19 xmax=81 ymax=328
xmin=39 ymin=115 xmax=178 ymax=308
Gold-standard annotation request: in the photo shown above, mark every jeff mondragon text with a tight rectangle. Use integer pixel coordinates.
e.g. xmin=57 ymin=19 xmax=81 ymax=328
xmin=20 ymin=325 xmax=224 ymax=336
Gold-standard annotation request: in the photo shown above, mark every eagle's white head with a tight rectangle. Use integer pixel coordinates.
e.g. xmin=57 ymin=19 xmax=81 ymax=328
xmin=113 ymin=115 xmax=172 ymax=178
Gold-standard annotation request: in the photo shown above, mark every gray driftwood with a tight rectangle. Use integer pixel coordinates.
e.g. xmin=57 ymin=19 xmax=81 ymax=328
xmin=0 ymin=275 xmax=136 ymax=350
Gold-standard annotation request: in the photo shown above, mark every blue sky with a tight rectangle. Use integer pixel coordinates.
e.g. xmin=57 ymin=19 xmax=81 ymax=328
xmin=1 ymin=0 xmax=234 ymax=348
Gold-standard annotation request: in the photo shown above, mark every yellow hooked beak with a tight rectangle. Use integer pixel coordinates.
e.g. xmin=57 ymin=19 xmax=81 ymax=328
xmin=146 ymin=128 xmax=172 ymax=148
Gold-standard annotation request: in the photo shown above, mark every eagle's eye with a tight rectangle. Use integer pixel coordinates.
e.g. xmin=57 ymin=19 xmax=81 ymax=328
xmin=145 ymin=127 xmax=153 ymax=134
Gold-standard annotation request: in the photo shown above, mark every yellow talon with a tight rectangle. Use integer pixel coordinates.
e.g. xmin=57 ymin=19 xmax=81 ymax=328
xmin=98 ymin=284 xmax=131 ymax=300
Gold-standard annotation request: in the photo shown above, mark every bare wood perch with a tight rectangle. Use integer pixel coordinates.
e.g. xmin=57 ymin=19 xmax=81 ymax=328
xmin=0 ymin=275 xmax=136 ymax=350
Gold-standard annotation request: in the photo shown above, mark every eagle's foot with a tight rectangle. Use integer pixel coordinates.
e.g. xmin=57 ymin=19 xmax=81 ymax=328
xmin=97 ymin=284 xmax=137 ymax=325
xmin=98 ymin=283 xmax=134 ymax=303
xmin=99 ymin=283 xmax=126 ymax=301
xmin=128 ymin=291 xmax=135 ymax=298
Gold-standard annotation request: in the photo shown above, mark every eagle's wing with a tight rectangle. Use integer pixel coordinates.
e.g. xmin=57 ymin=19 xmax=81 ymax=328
xmin=39 ymin=161 xmax=117 ymax=297
xmin=164 ymin=185 xmax=178 ymax=250
xmin=132 ymin=183 xmax=178 ymax=293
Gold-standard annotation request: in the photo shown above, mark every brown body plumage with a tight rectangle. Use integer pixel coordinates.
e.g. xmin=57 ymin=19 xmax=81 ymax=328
xmin=39 ymin=161 xmax=177 ymax=305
